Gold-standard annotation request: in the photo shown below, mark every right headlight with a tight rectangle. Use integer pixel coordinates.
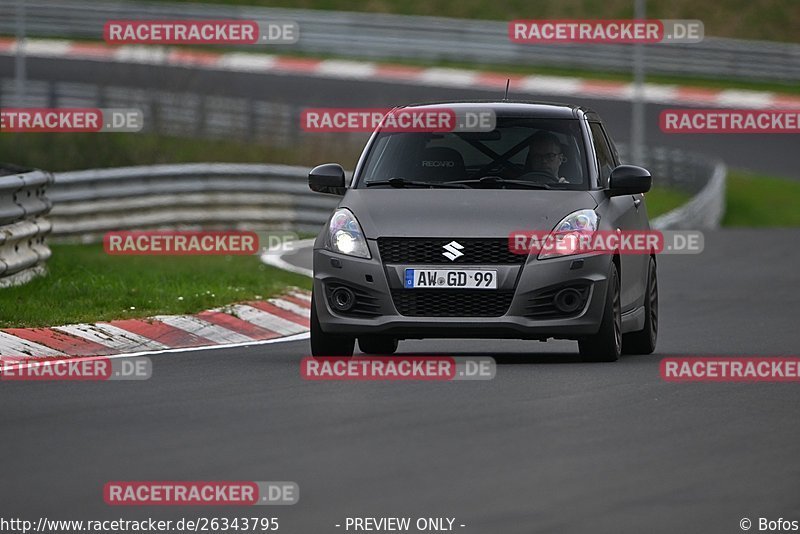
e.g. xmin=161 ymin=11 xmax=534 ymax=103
xmin=325 ymin=208 xmax=371 ymax=259
xmin=537 ymin=209 xmax=599 ymax=260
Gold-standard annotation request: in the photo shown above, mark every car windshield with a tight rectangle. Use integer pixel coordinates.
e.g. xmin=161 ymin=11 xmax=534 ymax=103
xmin=356 ymin=117 xmax=589 ymax=190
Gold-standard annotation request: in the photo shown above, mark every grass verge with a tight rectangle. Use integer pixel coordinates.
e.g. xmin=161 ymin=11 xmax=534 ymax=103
xmin=0 ymin=244 xmax=311 ymax=328
xmin=646 ymin=187 xmax=692 ymax=218
xmin=723 ymin=170 xmax=800 ymax=227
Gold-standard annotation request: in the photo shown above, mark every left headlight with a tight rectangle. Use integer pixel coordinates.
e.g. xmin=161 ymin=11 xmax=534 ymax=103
xmin=537 ymin=209 xmax=599 ymax=259
xmin=325 ymin=208 xmax=371 ymax=258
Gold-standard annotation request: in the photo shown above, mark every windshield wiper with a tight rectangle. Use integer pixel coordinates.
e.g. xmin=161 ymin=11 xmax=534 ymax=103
xmin=443 ymin=176 xmax=554 ymax=189
xmin=365 ymin=177 xmax=468 ymax=189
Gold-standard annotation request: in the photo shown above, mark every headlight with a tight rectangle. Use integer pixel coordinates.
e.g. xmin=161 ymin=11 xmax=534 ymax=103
xmin=537 ymin=209 xmax=599 ymax=259
xmin=326 ymin=208 xmax=370 ymax=258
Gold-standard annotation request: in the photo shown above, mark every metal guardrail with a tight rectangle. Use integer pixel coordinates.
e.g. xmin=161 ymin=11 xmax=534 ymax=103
xmin=48 ymin=149 xmax=725 ymax=243
xmin=0 ymin=0 xmax=798 ymax=83
xmin=0 ymin=78 xmax=364 ymax=150
xmin=49 ymin=164 xmax=341 ymax=238
xmin=0 ymin=167 xmax=54 ymax=287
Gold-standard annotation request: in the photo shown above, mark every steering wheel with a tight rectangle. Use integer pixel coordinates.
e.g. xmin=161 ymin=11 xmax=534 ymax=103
xmin=475 ymin=162 xmax=520 ymax=180
xmin=516 ymin=170 xmax=561 ymax=184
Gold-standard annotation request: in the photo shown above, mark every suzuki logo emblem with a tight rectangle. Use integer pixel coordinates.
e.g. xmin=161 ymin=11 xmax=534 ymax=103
xmin=442 ymin=240 xmax=464 ymax=261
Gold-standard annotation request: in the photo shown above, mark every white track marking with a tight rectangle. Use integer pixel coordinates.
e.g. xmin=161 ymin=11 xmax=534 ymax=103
xmin=0 ymin=332 xmax=310 ymax=371
xmin=317 ymin=60 xmax=377 ymax=79
xmin=54 ymin=324 xmax=169 ymax=352
xmin=268 ymin=298 xmax=310 ymax=317
xmin=227 ymin=305 xmax=307 ymax=336
xmin=288 ymin=290 xmax=312 ymax=302
xmin=260 ymin=238 xmax=314 ymax=277
xmin=419 ymin=68 xmax=478 ymax=87
xmin=153 ymin=315 xmax=255 ymax=344
xmin=0 ymin=332 xmax=66 ymax=358
xmin=217 ymin=52 xmax=277 ymax=71
xmin=520 ymin=75 xmax=582 ymax=95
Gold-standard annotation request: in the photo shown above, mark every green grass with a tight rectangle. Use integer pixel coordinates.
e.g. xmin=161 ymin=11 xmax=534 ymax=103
xmin=0 ymin=132 xmax=366 ymax=173
xmin=645 ymin=187 xmax=691 ymax=218
xmin=723 ymin=170 xmax=800 ymax=227
xmin=0 ymin=244 xmax=311 ymax=328
xmin=156 ymin=0 xmax=799 ymax=43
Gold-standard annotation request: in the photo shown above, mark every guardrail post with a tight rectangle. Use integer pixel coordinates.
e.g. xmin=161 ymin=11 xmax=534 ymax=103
xmin=0 ymin=168 xmax=54 ymax=288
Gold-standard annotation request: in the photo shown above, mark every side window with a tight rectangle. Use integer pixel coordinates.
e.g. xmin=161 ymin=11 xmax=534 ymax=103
xmin=589 ymin=122 xmax=614 ymax=188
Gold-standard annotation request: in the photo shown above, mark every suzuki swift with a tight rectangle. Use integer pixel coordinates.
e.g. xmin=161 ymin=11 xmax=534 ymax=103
xmin=307 ymin=102 xmax=658 ymax=362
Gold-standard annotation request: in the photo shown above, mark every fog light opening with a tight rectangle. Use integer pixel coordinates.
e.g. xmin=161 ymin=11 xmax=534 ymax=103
xmin=554 ymin=288 xmax=582 ymax=314
xmin=330 ymin=287 xmax=356 ymax=312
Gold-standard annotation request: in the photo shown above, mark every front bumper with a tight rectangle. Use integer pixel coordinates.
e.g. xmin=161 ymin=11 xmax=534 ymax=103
xmin=313 ymin=240 xmax=612 ymax=340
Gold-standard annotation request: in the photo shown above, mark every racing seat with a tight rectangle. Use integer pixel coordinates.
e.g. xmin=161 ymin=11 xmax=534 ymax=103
xmin=413 ymin=147 xmax=467 ymax=182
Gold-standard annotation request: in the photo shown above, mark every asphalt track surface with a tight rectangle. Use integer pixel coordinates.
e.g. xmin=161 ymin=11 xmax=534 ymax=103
xmin=2 ymin=230 xmax=799 ymax=533
xmin=2 ymin=56 xmax=800 ymax=532
xmin=0 ymin=55 xmax=798 ymax=179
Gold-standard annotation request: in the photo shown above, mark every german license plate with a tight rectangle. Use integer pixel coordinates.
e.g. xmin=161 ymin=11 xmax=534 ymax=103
xmin=404 ymin=269 xmax=497 ymax=289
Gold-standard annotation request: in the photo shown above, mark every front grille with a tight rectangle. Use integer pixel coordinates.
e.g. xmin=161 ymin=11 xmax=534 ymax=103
xmin=378 ymin=238 xmax=524 ymax=264
xmin=523 ymin=283 xmax=591 ymax=319
xmin=391 ymin=290 xmax=514 ymax=317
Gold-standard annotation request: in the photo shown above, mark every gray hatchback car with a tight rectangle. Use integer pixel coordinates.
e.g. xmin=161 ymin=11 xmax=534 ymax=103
xmin=308 ymin=102 xmax=658 ymax=361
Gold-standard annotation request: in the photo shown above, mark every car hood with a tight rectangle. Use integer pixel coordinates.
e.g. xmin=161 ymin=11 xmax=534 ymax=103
xmin=338 ymin=189 xmax=598 ymax=238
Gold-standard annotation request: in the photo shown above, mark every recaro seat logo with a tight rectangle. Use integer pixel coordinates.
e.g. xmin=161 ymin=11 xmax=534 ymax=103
xmin=421 ymin=160 xmax=455 ymax=167
xmin=442 ymin=241 xmax=465 ymax=261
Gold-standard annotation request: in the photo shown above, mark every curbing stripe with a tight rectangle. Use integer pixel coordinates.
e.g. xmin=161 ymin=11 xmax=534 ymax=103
xmin=247 ymin=300 xmax=309 ymax=328
xmin=280 ymin=294 xmax=313 ymax=309
xmin=268 ymin=298 xmax=312 ymax=319
xmin=2 ymin=327 xmax=110 ymax=356
xmin=2 ymin=38 xmax=798 ymax=109
xmin=228 ymin=304 xmax=308 ymax=335
xmin=196 ymin=310 xmax=283 ymax=340
xmin=287 ymin=290 xmax=312 ymax=302
xmin=152 ymin=315 xmax=255 ymax=344
xmin=54 ymin=323 xmax=170 ymax=352
xmin=0 ymin=290 xmax=310 ymax=360
xmin=0 ymin=331 xmax=66 ymax=358
xmin=108 ymin=318 xmax=214 ymax=348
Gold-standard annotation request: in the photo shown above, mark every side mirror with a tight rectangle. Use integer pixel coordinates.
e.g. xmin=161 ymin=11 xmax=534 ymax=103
xmin=609 ymin=165 xmax=652 ymax=196
xmin=309 ymin=163 xmax=346 ymax=195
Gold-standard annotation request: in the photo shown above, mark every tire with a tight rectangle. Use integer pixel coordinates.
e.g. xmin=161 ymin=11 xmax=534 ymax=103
xmin=622 ymin=257 xmax=658 ymax=355
xmin=310 ymin=290 xmax=354 ymax=357
xmin=358 ymin=336 xmax=399 ymax=355
xmin=579 ymin=262 xmax=622 ymax=362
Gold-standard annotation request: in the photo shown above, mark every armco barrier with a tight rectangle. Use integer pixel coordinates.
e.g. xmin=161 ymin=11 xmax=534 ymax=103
xmin=0 ymin=167 xmax=54 ymax=287
xmin=47 ymin=148 xmax=725 ymax=242
xmin=0 ymin=0 xmax=798 ymax=83
xmin=48 ymin=164 xmax=341 ymax=238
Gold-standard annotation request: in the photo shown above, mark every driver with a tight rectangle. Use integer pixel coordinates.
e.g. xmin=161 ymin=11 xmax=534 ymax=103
xmin=525 ymin=131 xmax=569 ymax=183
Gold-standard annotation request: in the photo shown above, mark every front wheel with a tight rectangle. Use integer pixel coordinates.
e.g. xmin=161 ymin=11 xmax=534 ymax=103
xmin=579 ymin=262 xmax=622 ymax=362
xmin=622 ymin=257 xmax=658 ymax=355
xmin=310 ymin=290 xmax=354 ymax=357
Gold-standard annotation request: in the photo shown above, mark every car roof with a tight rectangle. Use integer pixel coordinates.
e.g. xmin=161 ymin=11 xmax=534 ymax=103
xmin=401 ymin=100 xmax=598 ymax=120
